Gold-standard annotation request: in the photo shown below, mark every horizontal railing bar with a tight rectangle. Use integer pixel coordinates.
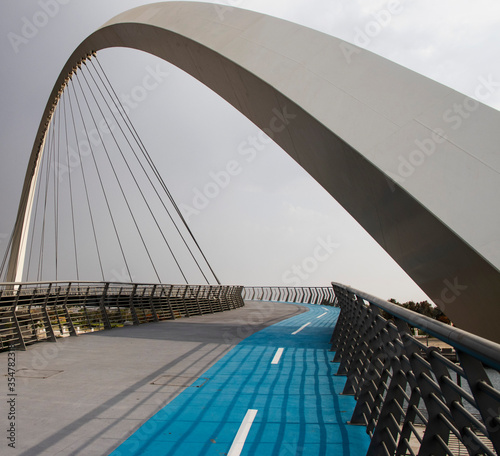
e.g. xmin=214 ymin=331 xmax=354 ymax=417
xmin=411 ymin=405 xmax=428 ymax=425
xmin=408 ymin=422 xmax=423 ymax=444
xmin=427 ymin=349 xmax=465 ymax=376
xmin=440 ymin=376 xmax=477 ymax=408
xmin=478 ymin=380 xmax=500 ymax=402
xmin=402 ymin=439 xmax=417 ymax=456
xmin=1 ymin=283 xmax=245 ymax=352
xmin=462 ymin=427 xmax=496 ymax=456
xmin=438 ymin=412 xmax=464 ymax=443
xmin=452 ymin=402 xmax=488 ymax=435
xmin=0 ymin=281 xmax=236 ymax=288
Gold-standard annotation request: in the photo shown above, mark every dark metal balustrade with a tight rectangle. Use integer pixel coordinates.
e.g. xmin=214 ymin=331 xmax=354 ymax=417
xmin=0 ymin=281 xmax=244 ymax=351
xmin=243 ymin=285 xmax=335 ymax=304
xmin=331 ymin=282 xmax=500 ymax=456
xmin=244 ymin=283 xmax=500 ymax=455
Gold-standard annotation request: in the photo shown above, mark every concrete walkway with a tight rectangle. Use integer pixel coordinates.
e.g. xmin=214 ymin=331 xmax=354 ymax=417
xmin=1 ymin=301 xmax=304 ymax=455
xmin=110 ymin=303 xmax=370 ymax=455
xmin=1 ymin=300 xmax=370 ymax=455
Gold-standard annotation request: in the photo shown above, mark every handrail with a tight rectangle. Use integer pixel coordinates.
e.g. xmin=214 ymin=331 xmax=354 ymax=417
xmin=333 ymin=282 xmax=500 ymax=371
xmin=242 ymin=286 xmax=336 ymax=305
xmin=0 ymin=280 xmax=225 ymax=287
xmin=331 ymin=282 xmax=500 ymax=456
xmin=0 ymin=282 xmax=244 ymax=351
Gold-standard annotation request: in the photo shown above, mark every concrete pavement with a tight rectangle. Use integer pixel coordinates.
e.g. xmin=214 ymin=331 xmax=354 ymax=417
xmin=1 ymin=301 xmax=305 ymax=455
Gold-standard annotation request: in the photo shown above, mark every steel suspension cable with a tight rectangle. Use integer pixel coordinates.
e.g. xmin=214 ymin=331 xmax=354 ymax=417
xmin=36 ymin=115 xmax=57 ymax=280
xmin=54 ymin=95 xmax=62 ymax=280
xmin=65 ymin=74 xmax=133 ymax=283
xmin=74 ymin=68 xmax=163 ymax=283
xmin=91 ymin=55 xmax=221 ymax=284
xmin=81 ymin=61 xmax=195 ymax=283
xmin=61 ymin=91 xmax=80 ymax=281
xmin=88 ymin=59 xmax=214 ymax=285
xmin=66 ymin=82 xmax=105 ymax=281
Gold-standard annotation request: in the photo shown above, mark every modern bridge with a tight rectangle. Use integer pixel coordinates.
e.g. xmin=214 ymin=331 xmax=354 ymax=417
xmin=1 ymin=2 xmax=500 ymax=456
xmin=1 ymin=283 xmax=500 ymax=455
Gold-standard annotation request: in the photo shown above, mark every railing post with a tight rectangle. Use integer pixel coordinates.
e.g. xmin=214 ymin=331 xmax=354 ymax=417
xmin=182 ymin=286 xmax=190 ymax=317
xmin=149 ymin=285 xmax=159 ymax=322
xmin=234 ymin=287 xmax=239 ymax=308
xmin=396 ymin=320 xmax=450 ymax=456
xmin=458 ymin=351 xmax=500 ymax=454
xmin=207 ymin=286 xmax=214 ymax=313
xmin=27 ymin=289 xmax=38 ymax=341
xmin=156 ymin=286 xmax=166 ymax=320
xmin=348 ymin=305 xmax=387 ymax=422
xmin=219 ymin=286 xmax=227 ymax=311
xmin=226 ymin=287 xmax=233 ymax=309
xmin=11 ymin=286 xmax=26 ymax=350
xmin=99 ymin=283 xmax=112 ymax=330
xmin=342 ymin=299 xmax=379 ymax=395
xmin=330 ymin=286 xmax=351 ymax=352
xmin=167 ymin=285 xmax=175 ymax=319
xmin=127 ymin=284 xmax=140 ymax=326
xmin=62 ymin=283 xmax=78 ymax=337
xmin=427 ymin=348 xmax=483 ymax=455
xmin=42 ymin=284 xmax=57 ymax=342
xmin=335 ymin=291 xmax=363 ymax=374
xmin=236 ymin=286 xmax=244 ymax=307
xmin=53 ymin=286 xmax=65 ymax=335
xmin=216 ymin=286 xmax=223 ymax=312
xmin=364 ymin=322 xmax=408 ymax=455
xmin=82 ymin=287 xmax=92 ymax=330
xmin=195 ymin=286 xmax=202 ymax=314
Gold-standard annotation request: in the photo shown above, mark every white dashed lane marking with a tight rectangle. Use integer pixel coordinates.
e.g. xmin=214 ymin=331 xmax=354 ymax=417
xmin=228 ymin=409 xmax=258 ymax=456
xmin=292 ymin=322 xmax=311 ymax=335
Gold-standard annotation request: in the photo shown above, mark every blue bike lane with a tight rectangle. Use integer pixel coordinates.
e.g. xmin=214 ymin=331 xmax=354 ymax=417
xmin=111 ymin=303 xmax=370 ymax=455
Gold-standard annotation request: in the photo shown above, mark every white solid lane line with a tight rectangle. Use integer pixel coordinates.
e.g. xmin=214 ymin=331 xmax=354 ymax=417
xmin=228 ymin=409 xmax=258 ymax=456
xmin=292 ymin=322 xmax=311 ymax=335
xmin=316 ymin=312 xmax=327 ymax=319
xmin=271 ymin=347 xmax=284 ymax=365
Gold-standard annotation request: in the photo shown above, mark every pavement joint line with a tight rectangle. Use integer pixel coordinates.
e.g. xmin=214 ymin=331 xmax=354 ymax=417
xmin=271 ymin=347 xmax=284 ymax=364
xmin=317 ymin=312 xmax=328 ymax=319
xmin=292 ymin=321 xmax=311 ymax=335
xmin=227 ymin=408 xmax=258 ymax=456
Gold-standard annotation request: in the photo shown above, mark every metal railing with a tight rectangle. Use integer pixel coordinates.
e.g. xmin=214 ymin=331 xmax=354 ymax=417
xmin=331 ymin=282 xmax=500 ymax=456
xmin=243 ymin=286 xmax=335 ymax=304
xmin=0 ymin=281 xmax=244 ymax=351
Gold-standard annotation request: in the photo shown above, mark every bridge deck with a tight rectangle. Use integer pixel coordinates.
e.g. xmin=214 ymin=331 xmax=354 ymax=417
xmin=1 ymin=301 xmax=370 ymax=455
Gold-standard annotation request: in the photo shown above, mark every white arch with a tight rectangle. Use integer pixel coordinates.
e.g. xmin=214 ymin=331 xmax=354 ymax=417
xmin=7 ymin=2 xmax=500 ymax=341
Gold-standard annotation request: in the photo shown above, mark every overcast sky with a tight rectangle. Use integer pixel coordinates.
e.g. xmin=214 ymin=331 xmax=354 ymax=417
xmin=1 ymin=0 xmax=499 ymax=301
